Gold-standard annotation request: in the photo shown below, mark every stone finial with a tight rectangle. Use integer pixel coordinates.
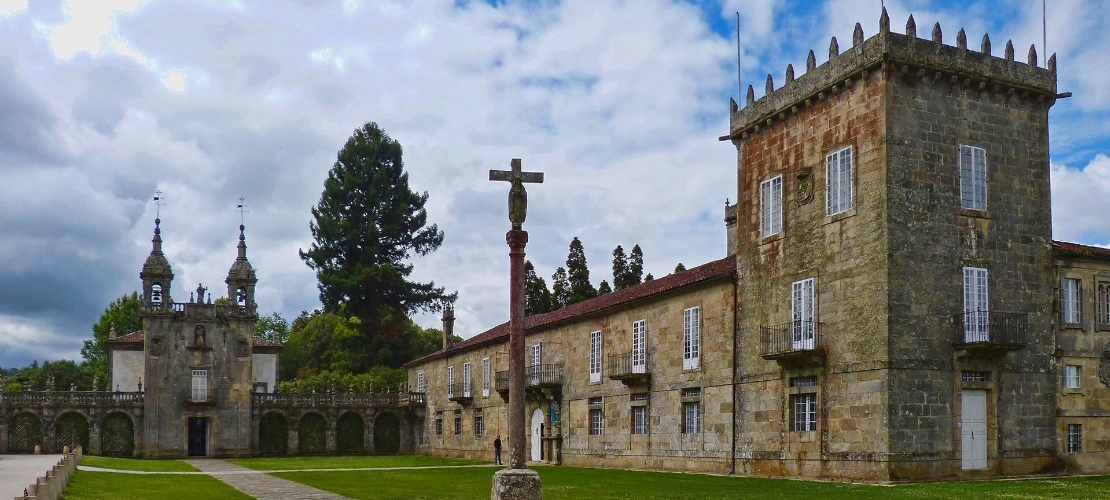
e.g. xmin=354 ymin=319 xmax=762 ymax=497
xmin=108 ymin=322 xmax=117 ymax=340
xmin=906 ymin=15 xmax=916 ymax=39
xmin=853 ymin=23 xmax=863 ymax=46
xmin=785 ymin=64 xmax=795 ymax=83
xmin=1048 ymin=53 xmax=1057 ymax=73
xmin=981 ymin=33 xmax=991 ymax=55
xmin=746 ymin=84 xmax=755 ymax=104
xmin=879 ymin=6 xmax=890 ymax=33
xmin=957 ymin=28 xmax=967 ymax=50
xmin=1028 ymin=44 xmax=1038 ymax=66
xmin=730 ymin=97 xmax=738 ymax=112
xmin=932 ymin=22 xmax=942 ymax=43
xmin=829 ymin=36 xmax=839 ymax=59
xmin=1005 ymin=40 xmax=1014 ymax=61
xmin=765 ymin=74 xmax=774 ymax=95
xmin=806 ymin=50 xmax=816 ymax=71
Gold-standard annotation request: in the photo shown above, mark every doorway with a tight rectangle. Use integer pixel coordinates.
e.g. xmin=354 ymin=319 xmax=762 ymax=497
xmin=961 ymin=390 xmax=987 ymax=469
xmin=530 ymin=408 xmax=544 ymax=461
xmin=187 ymin=417 xmax=209 ymax=457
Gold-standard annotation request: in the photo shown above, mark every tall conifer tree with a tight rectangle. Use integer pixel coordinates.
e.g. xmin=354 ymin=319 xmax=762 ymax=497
xmin=566 ymin=237 xmax=597 ymax=304
xmin=524 ymin=260 xmax=553 ymax=316
xmin=628 ymin=244 xmax=645 ymax=286
xmin=551 ymin=267 xmax=570 ymax=310
xmin=612 ymin=245 xmax=631 ymax=290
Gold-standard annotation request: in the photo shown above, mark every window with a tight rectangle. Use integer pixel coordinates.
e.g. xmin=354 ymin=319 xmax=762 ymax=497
xmin=447 ymin=366 xmax=455 ymax=399
xmin=631 ymin=393 xmax=649 ymax=402
xmin=1067 ymin=424 xmax=1082 ymax=453
xmin=463 ymin=362 xmax=472 ymax=397
xmin=474 ymin=408 xmax=484 ymax=436
xmin=789 ymin=376 xmax=818 ymax=388
xmin=960 ymin=145 xmax=988 ymax=210
xmin=530 ymin=344 xmax=542 ymax=384
xmin=454 ymin=410 xmax=462 ymax=436
xmin=416 ymin=371 xmax=425 ymax=393
xmin=1098 ymin=282 xmax=1110 ymax=325
xmin=683 ymin=307 xmax=700 ymax=370
xmin=589 ymin=331 xmax=602 ymax=382
xmin=631 ymin=406 xmax=648 ymax=434
xmin=681 ymin=387 xmax=702 ymax=397
xmin=150 ymin=283 xmax=163 ymax=303
xmin=683 ymin=402 xmax=701 ymax=434
xmin=1062 ymin=278 xmax=1082 ymax=324
xmin=791 ymin=278 xmax=816 ymax=350
xmin=962 ymin=267 xmax=990 ymax=342
xmin=961 ymin=371 xmax=989 ymax=383
xmin=826 ymin=146 xmax=853 ymax=216
xmin=435 ymin=411 xmax=443 ymax=436
xmin=760 ymin=175 xmax=783 ymax=238
xmin=482 ymin=358 xmax=491 ymax=397
xmin=588 ymin=398 xmax=603 ymax=435
xmin=791 ymin=393 xmax=817 ymax=431
xmin=1064 ymin=365 xmax=1081 ymax=389
xmin=632 ymin=320 xmax=646 ymax=374
xmin=191 ymin=369 xmax=207 ymax=401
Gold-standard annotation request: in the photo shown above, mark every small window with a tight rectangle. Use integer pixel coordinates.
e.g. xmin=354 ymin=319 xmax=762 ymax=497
xmin=760 ymin=175 xmax=783 ymax=238
xmin=435 ymin=411 xmax=443 ymax=436
xmin=588 ymin=396 xmax=603 ymax=406
xmin=961 ymin=371 xmax=990 ymax=383
xmin=683 ymin=307 xmax=700 ymax=370
xmin=631 ymin=406 xmax=648 ymax=435
xmin=681 ymin=387 xmax=702 ymax=397
xmin=790 ymin=376 xmax=818 ymax=388
xmin=1067 ymin=424 xmax=1082 ymax=453
xmin=454 ymin=410 xmax=462 ymax=436
xmin=1064 ymin=365 xmax=1081 ymax=389
xmin=589 ymin=330 xmax=602 ymax=382
xmin=630 ymin=393 xmax=649 ymax=402
xmin=791 ymin=393 xmax=817 ymax=431
xmin=682 ymin=401 xmax=701 ymax=434
xmin=474 ymin=408 xmax=484 ymax=437
xmin=959 ymin=145 xmax=988 ymax=210
xmin=1062 ymin=278 xmax=1082 ymax=324
xmin=826 ymin=146 xmax=853 ymax=216
xmin=589 ymin=408 xmax=603 ymax=435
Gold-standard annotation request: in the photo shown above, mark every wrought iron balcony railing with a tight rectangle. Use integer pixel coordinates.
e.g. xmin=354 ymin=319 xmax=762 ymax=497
xmin=955 ymin=310 xmax=1028 ymax=348
xmin=495 ymin=363 xmax=564 ymax=392
xmin=759 ymin=320 xmax=823 ymax=360
xmin=448 ymin=382 xmax=473 ymax=401
xmin=607 ymin=352 xmax=650 ymax=381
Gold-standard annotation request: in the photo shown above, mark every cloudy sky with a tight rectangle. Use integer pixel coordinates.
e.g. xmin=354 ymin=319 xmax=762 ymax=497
xmin=1 ymin=0 xmax=1108 ymax=369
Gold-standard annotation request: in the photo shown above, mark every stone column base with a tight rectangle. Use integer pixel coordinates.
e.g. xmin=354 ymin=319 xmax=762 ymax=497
xmin=492 ymin=467 xmax=542 ymax=500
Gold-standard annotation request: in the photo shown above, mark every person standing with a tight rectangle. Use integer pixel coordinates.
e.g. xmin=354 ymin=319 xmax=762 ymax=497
xmin=493 ymin=434 xmax=502 ymax=465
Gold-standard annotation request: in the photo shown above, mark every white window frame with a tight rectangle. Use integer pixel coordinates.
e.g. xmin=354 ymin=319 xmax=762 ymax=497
xmin=1063 ymin=278 xmax=1082 ymax=324
xmin=191 ymin=369 xmax=207 ymax=402
xmin=683 ymin=307 xmax=700 ymax=370
xmin=589 ymin=331 xmax=602 ymax=383
xmin=1097 ymin=282 xmax=1110 ymax=325
xmin=760 ymin=175 xmax=783 ymax=238
xmin=446 ymin=365 xmax=455 ymax=399
xmin=474 ymin=408 xmax=484 ymax=436
xmin=530 ymin=343 xmax=542 ymax=385
xmin=792 ymin=393 xmax=817 ymax=432
xmin=960 ymin=145 xmax=988 ymax=211
xmin=416 ymin=371 xmax=425 ymax=393
xmin=962 ymin=267 xmax=990 ymax=342
xmin=791 ymin=278 xmax=816 ymax=350
xmin=683 ymin=401 xmax=701 ymax=434
xmin=589 ymin=408 xmax=603 ymax=435
xmin=463 ymin=362 xmax=472 ymax=397
xmin=631 ymin=320 xmax=646 ymax=374
xmin=1064 ymin=365 xmax=1081 ymax=389
xmin=825 ymin=146 xmax=853 ymax=216
xmin=481 ymin=358 xmax=491 ymax=397
xmin=631 ymin=406 xmax=647 ymax=435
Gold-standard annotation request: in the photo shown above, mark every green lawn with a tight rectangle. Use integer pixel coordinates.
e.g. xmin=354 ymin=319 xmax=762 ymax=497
xmin=228 ymin=454 xmax=487 ymax=470
xmin=63 ymin=471 xmax=251 ymax=500
xmin=79 ymin=455 xmax=198 ymax=472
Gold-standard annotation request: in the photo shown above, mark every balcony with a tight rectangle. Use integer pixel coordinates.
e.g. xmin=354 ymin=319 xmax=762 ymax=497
xmin=399 ymin=392 xmax=426 ymax=408
xmin=953 ymin=310 xmax=1027 ymax=358
xmin=447 ymin=382 xmax=473 ymax=404
xmin=760 ymin=321 xmax=825 ymax=367
xmin=495 ymin=363 xmax=564 ymax=398
xmin=607 ymin=352 xmax=650 ymax=385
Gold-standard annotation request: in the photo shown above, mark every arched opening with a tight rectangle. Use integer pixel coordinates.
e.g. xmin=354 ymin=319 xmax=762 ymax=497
xmin=8 ymin=413 xmax=43 ymax=454
xmin=54 ymin=412 xmax=90 ymax=453
xmin=297 ymin=412 xmax=327 ymax=454
xmin=150 ymin=283 xmax=163 ymax=303
xmin=373 ymin=412 xmax=400 ymax=454
xmin=236 ymin=287 xmax=248 ymax=306
xmin=101 ymin=412 xmax=135 ymax=456
xmin=258 ymin=412 xmax=288 ymax=455
xmin=336 ymin=412 xmax=365 ymax=454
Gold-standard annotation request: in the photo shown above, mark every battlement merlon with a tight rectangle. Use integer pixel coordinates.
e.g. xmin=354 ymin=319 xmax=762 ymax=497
xmin=721 ymin=21 xmax=1058 ymax=142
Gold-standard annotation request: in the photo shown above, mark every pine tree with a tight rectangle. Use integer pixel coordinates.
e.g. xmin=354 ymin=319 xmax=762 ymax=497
xmin=299 ymin=121 xmax=455 ymax=370
xmin=612 ymin=245 xmax=631 ymax=290
xmin=628 ymin=244 xmax=645 ymax=285
xmin=674 ymin=263 xmax=686 ymax=273
xmin=566 ymin=237 xmax=597 ymax=305
xmin=597 ymin=280 xmax=612 ymax=295
xmin=524 ymin=260 xmax=553 ymax=316
xmin=644 ymin=273 xmax=654 ymax=281
xmin=551 ymin=267 xmax=570 ymax=310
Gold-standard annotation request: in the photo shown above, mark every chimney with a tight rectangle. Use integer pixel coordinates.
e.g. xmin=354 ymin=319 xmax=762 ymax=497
xmin=442 ymin=305 xmax=455 ymax=350
xmin=724 ymin=200 xmax=738 ymax=256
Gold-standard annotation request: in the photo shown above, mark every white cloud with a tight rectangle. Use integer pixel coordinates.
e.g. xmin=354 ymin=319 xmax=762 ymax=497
xmin=1051 ymin=154 xmax=1110 ymax=243
xmin=0 ymin=0 xmax=27 ymax=17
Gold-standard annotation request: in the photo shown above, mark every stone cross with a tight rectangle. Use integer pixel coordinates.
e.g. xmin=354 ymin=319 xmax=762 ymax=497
xmin=489 ymin=159 xmax=544 ymax=230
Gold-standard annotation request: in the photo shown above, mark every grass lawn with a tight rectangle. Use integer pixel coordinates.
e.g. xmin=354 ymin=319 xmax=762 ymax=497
xmin=64 ymin=471 xmax=251 ymax=500
xmin=228 ymin=454 xmax=487 ymax=470
xmin=79 ymin=455 xmax=199 ymax=472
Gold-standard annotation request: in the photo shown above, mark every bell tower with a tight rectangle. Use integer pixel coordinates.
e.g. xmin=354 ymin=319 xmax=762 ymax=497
xmin=140 ymin=217 xmax=174 ymax=309
xmin=225 ymin=222 xmax=257 ymax=315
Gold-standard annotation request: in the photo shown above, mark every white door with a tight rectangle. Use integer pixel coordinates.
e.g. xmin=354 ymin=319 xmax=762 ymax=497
xmin=962 ymin=267 xmax=989 ymax=342
xmin=632 ymin=320 xmax=646 ymax=373
xmin=792 ymin=279 xmax=815 ymax=350
xmin=961 ymin=390 xmax=988 ymax=469
xmin=530 ymin=344 xmax=541 ymax=384
xmin=530 ymin=408 xmax=544 ymax=461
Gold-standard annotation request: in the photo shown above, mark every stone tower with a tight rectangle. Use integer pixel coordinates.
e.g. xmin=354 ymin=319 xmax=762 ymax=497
xmin=723 ymin=10 xmax=1060 ymax=480
xmin=138 ymin=219 xmax=261 ymax=458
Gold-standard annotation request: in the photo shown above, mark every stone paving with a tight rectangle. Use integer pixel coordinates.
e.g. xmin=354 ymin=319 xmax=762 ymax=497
xmin=0 ymin=454 xmax=65 ymax=500
xmin=185 ymin=459 xmax=352 ymax=500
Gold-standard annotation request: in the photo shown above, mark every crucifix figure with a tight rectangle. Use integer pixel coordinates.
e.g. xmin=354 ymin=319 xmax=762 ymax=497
xmin=488 ymin=158 xmax=544 ymax=499
xmin=489 ymin=159 xmax=544 ymax=230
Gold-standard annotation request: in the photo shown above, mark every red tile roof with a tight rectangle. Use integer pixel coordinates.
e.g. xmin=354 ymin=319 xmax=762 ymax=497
xmin=405 ymin=256 xmax=736 ymax=367
xmin=1053 ymin=240 xmax=1110 ymax=259
xmin=106 ymin=331 xmax=143 ymax=344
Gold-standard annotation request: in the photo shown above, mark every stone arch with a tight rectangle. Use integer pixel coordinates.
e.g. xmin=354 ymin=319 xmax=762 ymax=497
xmin=373 ymin=411 xmax=400 ymax=454
xmin=336 ymin=411 xmax=365 ymax=454
xmin=297 ymin=411 xmax=327 ymax=454
xmin=53 ymin=411 xmax=90 ymax=453
xmin=8 ymin=412 xmax=43 ymax=454
xmin=151 ymin=283 xmax=163 ymax=303
xmin=258 ymin=411 xmax=288 ymax=455
xmin=100 ymin=411 xmax=135 ymax=456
